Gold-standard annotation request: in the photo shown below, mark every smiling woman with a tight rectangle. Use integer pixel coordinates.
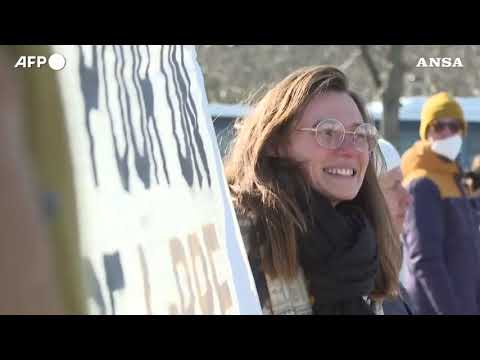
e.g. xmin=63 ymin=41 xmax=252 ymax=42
xmin=288 ymin=92 xmax=377 ymax=204
xmin=225 ymin=65 xmax=401 ymax=315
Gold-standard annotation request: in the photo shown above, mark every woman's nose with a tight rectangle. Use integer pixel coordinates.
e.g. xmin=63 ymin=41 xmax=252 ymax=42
xmin=438 ymin=126 xmax=455 ymax=139
xmin=337 ymin=133 xmax=357 ymax=153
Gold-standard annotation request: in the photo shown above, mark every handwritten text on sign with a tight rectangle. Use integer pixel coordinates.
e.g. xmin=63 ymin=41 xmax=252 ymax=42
xmin=54 ymin=45 xmax=260 ymax=314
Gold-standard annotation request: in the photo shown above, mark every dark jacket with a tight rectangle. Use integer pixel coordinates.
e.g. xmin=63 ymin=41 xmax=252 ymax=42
xmin=401 ymin=140 xmax=480 ymax=315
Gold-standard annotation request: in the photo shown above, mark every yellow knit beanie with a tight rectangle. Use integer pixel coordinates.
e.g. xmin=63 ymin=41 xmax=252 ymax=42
xmin=419 ymin=92 xmax=467 ymax=140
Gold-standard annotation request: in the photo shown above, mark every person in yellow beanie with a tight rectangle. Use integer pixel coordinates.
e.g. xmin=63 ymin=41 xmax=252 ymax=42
xmin=400 ymin=92 xmax=480 ymax=315
xmin=418 ymin=91 xmax=467 ymax=142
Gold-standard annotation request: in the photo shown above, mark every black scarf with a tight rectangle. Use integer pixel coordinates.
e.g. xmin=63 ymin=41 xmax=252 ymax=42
xmin=297 ymin=191 xmax=379 ymax=315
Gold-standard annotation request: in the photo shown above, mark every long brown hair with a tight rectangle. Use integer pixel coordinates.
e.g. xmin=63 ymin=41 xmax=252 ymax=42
xmin=225 ymin=65 xmax=401 ymax=299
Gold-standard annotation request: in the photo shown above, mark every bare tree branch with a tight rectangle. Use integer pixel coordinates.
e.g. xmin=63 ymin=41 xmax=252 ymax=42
xmin=339 ymin=49 xmax=362 ymax=72
xmin=360 ymin=45 xmax=382 ymax=89
xmin=198 ymin=45 xmax=478 ymax=104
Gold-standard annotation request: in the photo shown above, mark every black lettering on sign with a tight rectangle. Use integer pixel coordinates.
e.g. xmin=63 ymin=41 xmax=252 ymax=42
xmin=102 ymin=45 xmax=130 ymax=191
xmin=169 ymin=45 xmax=203 ymax=187
xmin=160 ymin=45 xmax=212 ymax=189
xmin=132 ymin=45 xmax=157 ymax=185
xmin=103 ymin=251 xmax=125 ymax=315
xmin=135 ymin=45 xmax=171 ymax=186
xmin=78 ymin=45 xmax=100 ymax=186
xmin=178 ymin=46 xmax=212 ymax=188
xmin=117 ymin=45 xmax=151 ymax=189
xmin=83 ymin=257 xmax=107 ymax=315
xmin=80 ymin=226 xmax=231 ymax=315
xmin=78 ymin=45 xmax=172 ymax=191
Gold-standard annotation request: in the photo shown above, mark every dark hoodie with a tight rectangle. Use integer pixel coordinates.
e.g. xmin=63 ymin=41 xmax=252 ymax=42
xmin=401 ymin=140 xmax=480 ymax=315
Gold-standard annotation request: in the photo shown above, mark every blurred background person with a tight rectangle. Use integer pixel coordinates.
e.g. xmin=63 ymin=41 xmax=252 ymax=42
xmin=472 ymin=154 xmax=480 ymax=174
xmin=401 ymin=92 xmax=480 ymax=315
xmin=464 ymin=155 xmax=480 ymax=258
xmin=463 ymin=154 xmax=480 ymax=196
xmin=376 ymin=139 xmax=415 ymax=315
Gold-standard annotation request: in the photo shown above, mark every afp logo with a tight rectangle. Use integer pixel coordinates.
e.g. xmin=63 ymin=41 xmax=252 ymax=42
xmin=416 ymin=57 xmax=464 ymax=68
xmin=14 ymin=53 xmax=66 ymax=71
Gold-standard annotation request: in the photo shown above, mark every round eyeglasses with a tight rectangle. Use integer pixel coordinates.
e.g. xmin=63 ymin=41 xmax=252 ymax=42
xmin=296 ymin=118 xmax=379 ymax=152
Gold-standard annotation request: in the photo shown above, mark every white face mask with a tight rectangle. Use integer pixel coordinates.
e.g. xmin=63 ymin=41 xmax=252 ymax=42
xmin=430 ymin=134 xmax=463 ymax=161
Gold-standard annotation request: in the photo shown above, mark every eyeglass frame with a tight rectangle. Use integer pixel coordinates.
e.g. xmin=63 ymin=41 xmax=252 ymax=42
xmin=296 ymin=118 xmax=379 ymax=152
